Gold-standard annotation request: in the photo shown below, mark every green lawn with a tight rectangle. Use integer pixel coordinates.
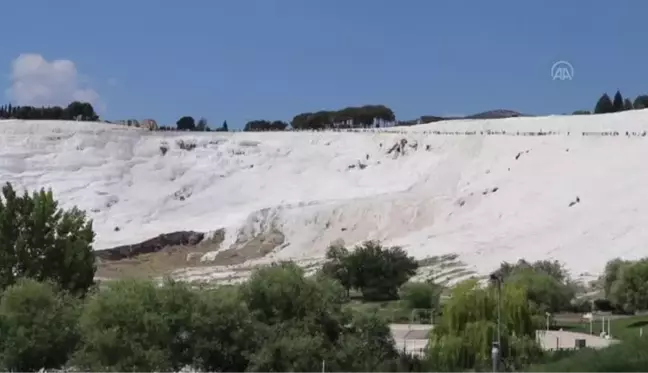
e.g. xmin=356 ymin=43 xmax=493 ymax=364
xmin=552 ymin=314 xmax=648 ymax=341
xmin=344 ymin=300 xmax=437 ymax=324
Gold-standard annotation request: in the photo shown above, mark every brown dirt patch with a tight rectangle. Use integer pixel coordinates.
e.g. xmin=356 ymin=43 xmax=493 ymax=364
xmin=96 ymin=229 xmax=226 ymax=280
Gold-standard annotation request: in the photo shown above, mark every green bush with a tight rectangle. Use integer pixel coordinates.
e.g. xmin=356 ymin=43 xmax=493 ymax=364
xmin=0 ymin=279 xmax=80 ymax=371
xmin=530 ymin=337 xmax=648 ymax=371
xmin=401 ymin=282 xmax=441 ymax=311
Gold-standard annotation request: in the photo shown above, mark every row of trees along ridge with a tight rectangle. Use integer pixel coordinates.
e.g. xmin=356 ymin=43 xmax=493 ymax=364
xmin=0 ymin=102 xmax=99 ymax=121
xmin=576 ymin=91 xmax=648 ymax=114
xmin=240 ymin=104 xmax=396 ymax=132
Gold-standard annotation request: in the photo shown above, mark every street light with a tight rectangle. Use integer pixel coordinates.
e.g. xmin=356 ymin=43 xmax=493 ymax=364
xmin=489 ymin=273 xmax=502 ymax=372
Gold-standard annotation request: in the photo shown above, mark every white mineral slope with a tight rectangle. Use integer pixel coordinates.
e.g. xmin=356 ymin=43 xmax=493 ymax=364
xmin=2 ymin=110 xmax=648 ymax=283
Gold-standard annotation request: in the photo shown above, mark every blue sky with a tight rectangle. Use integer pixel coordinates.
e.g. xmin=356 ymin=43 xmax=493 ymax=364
xmin=1 ymin=0 xmax=646 ymax=129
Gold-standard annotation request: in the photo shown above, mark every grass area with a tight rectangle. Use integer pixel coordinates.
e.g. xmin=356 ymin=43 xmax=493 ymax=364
xmin=344 ymin=299 xmax=437 ymax=324
xmin=552 ymin=314 xmax=648 ymax=341
xmin=347 ymin=300 xmax=430 ymax=324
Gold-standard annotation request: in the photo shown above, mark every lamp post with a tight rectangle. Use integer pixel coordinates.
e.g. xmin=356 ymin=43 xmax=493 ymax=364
xmin=489 ymin=273 xmax=502 ymax=372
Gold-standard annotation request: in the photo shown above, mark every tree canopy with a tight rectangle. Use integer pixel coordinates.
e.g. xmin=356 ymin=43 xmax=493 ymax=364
xmin=322 ymin=240 xmax=418 ymax=301
xmin=0 ymin=102 xmax=98 ymax=121
xmin=0 ymin=183 xmax=96 ymax=296
xmin=291 ymin=105 xmax=395 ymax=130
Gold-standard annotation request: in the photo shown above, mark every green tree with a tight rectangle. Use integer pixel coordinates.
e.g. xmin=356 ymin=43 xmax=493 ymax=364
xmin=73 ymin=279 xmax=183 ymax=371
xmin=244 ymin=120 xmax=288 ymax=131
xmin=290 ymin=105 xmax=396 ymax=130
xmin=612 ymin=90 xmax=624 ymax=112
xmin=0 ymin=102 xmax=98 ymax=121
xmin=633 ymin=95 xmax=648 ymax=110
xmin=401 ymin=281 xmax=442 ymax=311
xmin=155 ymin=279 xmax=203 ymax=369
xmin=427 ymin=279 xmax=542 ymax=371
xmin=594 ymin=93 xmax=614 ymax=114
xmin=572 ymin=110 xmax=590 ymax=115
xmin=604 ymin=258 xmax=648 ymax=313
xmin=189 ymin=286 xmax=257 ymax=372
xmin=0 ymin=279 xmax=80 ymax=371
xmin=494 ymin=259 xmax=568 ymax=283
xmin=506 ymin=269 xmax=573 ymax=313
xmin=345 ymin=241 xmax=418 ymax=301
xmin=623 ymin=98 xmax=634 ymax=111
xmin=0 ymin=183 xmax=96 ymax=295
xmin=240 ymin=261 xmax=400 ymax=371
xmin=241 ymin=262 xmax=347 ymax=325
xmin=65 ymin=101 xmax=99 ymax=121
xmin=492 ymin=259 xmax=574 ymax=313
xmin=246 ymin=326 xmax=332 ymax=372
xmin=176 ymin=116 xmax=195 ymax=131
xmin=321 ymin=244 xmax=352 ymax=296
xmin=332 ymin=312 xmax=399 ymax=371
xmin=196 ymin=117 xmax=208 ymax=131
xmin=602 ymin=258 xmax=630 ymax=297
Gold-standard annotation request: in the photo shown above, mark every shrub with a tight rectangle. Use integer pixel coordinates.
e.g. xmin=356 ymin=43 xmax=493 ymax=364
xmin=0 ymin=279 xmax=80 ymax=371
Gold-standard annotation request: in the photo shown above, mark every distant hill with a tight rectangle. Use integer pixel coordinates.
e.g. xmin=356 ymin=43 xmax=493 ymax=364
xmin=400 ymin=109 xmax=529 ymax=126
xmin=466 ymin=109 xmax=529 ymax=119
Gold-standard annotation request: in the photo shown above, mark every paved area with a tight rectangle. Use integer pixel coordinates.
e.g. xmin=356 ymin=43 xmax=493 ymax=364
xmin=390 ymin=324 xmax=618 ymax=354
xmin=390 ymin=324 xmax=433 ymax=356
xmin=390 ymin=323 xmax=619 ymax=356
xmin=536 ymin=330 xmax=618 ymax=350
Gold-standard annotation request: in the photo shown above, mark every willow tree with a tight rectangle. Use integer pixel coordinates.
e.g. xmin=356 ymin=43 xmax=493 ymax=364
xmin=427 ymin=279 xmax=543 ymax=371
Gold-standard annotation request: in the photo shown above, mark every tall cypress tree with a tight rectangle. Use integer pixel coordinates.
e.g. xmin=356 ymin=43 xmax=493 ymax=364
xmin=595 ymin=93 xmax=614 ymax=114
xmin=612 ymin=90 xmax=624 ymax=112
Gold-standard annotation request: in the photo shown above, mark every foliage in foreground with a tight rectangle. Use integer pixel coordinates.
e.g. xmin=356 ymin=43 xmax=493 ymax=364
xmin=529 ymin=337 xmax=648 ymax=371
xmin=0 ymin=279 xmax=80 ymax=371
xmin=0 ymin=182 xmax=96 ymax=296
xmin=0 ymin=263 xmax=410 ymax=372
xmin=426 ymin=279 xmax=543 ymax=372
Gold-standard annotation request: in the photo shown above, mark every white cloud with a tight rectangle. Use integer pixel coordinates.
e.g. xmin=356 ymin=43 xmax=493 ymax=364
xmin=6 ymin=53 xmax=104 ymax=112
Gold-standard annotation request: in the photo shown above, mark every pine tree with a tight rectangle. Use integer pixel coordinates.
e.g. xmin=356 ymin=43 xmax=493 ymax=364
xmin=624 ymin=98 xmax=634 ymax=111
xmin=613 ymin=90 xmax=624 ymax=112
xmin=222 ymin=120 xmax=229 ymax=131
xmin=594 ymin=93 xmax=614 ymax=114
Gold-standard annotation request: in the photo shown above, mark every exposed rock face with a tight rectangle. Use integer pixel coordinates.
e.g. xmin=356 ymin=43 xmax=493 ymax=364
xmin=96 ymin=231 xmax=205 ymax=261
xmin=207 ymin=228 xmax=285 ymax=266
